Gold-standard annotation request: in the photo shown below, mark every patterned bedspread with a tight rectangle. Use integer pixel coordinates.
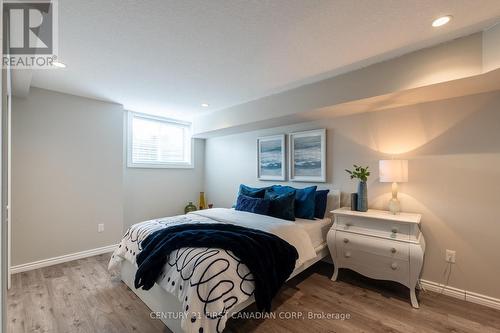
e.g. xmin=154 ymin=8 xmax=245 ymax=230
xmin=108 ymin=208 xmax=317 ymax=333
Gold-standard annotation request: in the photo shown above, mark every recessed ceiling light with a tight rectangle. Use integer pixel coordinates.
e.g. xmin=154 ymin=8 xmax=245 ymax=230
xmin=53 ymin=61 xmax=67 ymax=68
xmin=432 ymin=15 xmax=452 ymax=27
xmin=201 ymin=103 xmax=210 ymax=108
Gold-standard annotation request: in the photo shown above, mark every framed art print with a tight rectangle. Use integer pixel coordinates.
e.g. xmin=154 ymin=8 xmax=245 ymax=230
xmin=289 ymin=129 xmax=326 ymax=182
xmin=257 ymin=134 xmax=286 ymax=181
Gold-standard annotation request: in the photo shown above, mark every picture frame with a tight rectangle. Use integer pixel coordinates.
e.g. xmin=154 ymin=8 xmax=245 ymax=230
xmin=289 ymin=129 xmax=326 ymax=182
xmin=257 ymin=134 xmax=286 ymax=181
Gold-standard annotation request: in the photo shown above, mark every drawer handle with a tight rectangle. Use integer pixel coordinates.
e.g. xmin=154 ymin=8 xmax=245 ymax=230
xmin=391 ymin=227 xmax=398 ymax=233
xmin=344 ymin=251 xmax=351 ymax=258
xmin=344 ymin=223 xmax=352 ymax=229
xmin=391 ymin=248 xmax=397 ymax=254
xmin=343 ymin=238 xmax=349 ymax=244
xmin=391 ymin=262 xmax=398 ymax=270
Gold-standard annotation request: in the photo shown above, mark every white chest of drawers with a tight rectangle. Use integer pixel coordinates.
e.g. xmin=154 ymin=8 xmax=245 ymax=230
xmin=327 ymin=207 xmax=425 ymax=308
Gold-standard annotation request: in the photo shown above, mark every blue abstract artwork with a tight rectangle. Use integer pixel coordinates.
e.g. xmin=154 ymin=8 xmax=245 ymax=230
xmin=258 ymin=135 xmax=285 ymax=180
xmin=260 ymin=140 xmax=282 ymax=175
xmin=290 ymin=129 xmax=326 ymax=182
xmin=293 ymin=136 xmax=321 ymax=176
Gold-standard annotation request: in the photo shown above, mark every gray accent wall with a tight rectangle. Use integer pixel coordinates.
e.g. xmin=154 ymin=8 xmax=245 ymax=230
xmin=12 ymin=88 xmax=205 ymax=266
xmin=204 ymin=91 xmax=500 ymax=299
xmin=12 ymin=88 xmax=124 ymax=266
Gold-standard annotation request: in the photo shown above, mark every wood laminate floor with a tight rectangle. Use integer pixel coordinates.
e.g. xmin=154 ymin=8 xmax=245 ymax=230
xmin=7 ymin=253 xmax=500 ymax=333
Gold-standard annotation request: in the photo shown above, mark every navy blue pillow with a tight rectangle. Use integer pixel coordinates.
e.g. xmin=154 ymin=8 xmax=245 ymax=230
xmin=235 ymin=195 xmax=270 ymax=215
xmin=314 ymin=189 xmax=330 ymax=219
xmin=264 ymin=190 xmax=296 ymax=221
xmin=238 ymin=184 xmax=268 ymax=198
xmin=268 ymin=185 xmax=317 ymax=220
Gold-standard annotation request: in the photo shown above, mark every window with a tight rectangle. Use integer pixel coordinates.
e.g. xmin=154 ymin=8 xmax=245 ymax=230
xmin=127 ymin=112 xmax=193 ymax=168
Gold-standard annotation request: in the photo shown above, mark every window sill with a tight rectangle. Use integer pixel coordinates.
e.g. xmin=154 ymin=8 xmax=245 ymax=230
xmin=127 ymin=163 xmax=194 ymax=169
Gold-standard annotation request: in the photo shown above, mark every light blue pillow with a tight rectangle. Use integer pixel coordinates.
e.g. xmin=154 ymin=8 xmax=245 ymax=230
xmin=268 ymin=185 xmax=317 ymax=220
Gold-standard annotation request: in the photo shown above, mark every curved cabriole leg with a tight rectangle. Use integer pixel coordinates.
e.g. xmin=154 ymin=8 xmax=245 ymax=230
xmin=410 ymin=288 xmax=419 ymax=308
xmin=409 ymin=236 xmax=424 ymax=309
xmin=331 ymin=265 xmax=339 ymax=281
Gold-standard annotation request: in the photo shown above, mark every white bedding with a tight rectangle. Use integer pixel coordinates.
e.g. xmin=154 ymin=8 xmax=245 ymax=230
xmin=294 ymin=217 xmax=332 ymax=248
xmin=108 ymin=208 xmax=317 ymax=333
xmin=194 ymin=208 xmax=317 ymax=266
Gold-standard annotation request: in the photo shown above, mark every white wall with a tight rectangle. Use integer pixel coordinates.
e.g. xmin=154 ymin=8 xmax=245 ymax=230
xmin=12 ymin=88 xmax=205 ymax=265
xmin=204 ymin=91 xmax=500 ymax=299
xmin=483 ymin=23 xmax=500 ymax=72
xmin=12 ymin=88 xmax=124 ymax=266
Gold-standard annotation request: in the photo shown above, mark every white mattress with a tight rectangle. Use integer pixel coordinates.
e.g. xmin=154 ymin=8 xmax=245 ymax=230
xmin=294 ymin=217 xmax=332 ymax=248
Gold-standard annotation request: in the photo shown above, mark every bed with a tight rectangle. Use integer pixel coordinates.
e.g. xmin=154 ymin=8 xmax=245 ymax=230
xmin=109 ymin=193 xmax=338 ymax=333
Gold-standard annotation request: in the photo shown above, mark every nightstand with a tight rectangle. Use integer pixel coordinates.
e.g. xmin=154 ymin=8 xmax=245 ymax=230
xmin=327 ymin=207 xmax=425 ymax=308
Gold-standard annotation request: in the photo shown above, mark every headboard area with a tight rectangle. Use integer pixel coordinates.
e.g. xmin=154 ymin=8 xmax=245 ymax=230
xmin=325 ymin=189 xmax=341 ymax=218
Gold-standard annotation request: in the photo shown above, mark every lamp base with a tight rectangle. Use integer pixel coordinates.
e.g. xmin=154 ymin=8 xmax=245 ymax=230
xmin=388 ymin=198 xmax=401 ymax=215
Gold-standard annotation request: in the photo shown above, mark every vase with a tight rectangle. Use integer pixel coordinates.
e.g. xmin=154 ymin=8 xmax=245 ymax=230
xmin=350 ymin=193 xmax=358 ymax=211
xmin=198 ymin=192 xmax=207 ymax=210
xmin=357 ymin=181 xmax=368 ymax=212
xmin=184 ymin=202 xmax=197 ymax=214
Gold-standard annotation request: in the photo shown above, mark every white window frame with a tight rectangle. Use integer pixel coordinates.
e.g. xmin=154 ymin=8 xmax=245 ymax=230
xmin=127 ymin=111 xmax=194 ymax=169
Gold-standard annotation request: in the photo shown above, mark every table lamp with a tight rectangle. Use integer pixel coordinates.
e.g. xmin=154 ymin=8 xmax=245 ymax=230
xmin=379 ymin=160 xmax=408 ymax=214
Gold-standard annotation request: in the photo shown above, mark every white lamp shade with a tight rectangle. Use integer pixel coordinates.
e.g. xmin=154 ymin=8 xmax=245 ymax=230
xmin=379 ymin=160 xmax=408 ymax=183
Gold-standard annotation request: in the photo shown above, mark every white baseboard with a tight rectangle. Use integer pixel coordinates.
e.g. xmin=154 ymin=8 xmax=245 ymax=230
xmin=420 ymin=279 xmax=500 ymax=310
xmin=10 ymin=244 xmax=118 ymax=274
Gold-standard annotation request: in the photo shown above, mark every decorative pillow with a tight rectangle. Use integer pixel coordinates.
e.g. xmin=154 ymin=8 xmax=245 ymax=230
xmin=314 ymin=189 xmax=330 ymax=219
xmin=264 ymin=190 xmax=296 ymax=221
xmin=238 ymin=184 xmax=268 ymax=198
xmin=235 ymin=195 xmax=270 ymax=216
xmin=268 ymin=185 xmax=317 ymax=220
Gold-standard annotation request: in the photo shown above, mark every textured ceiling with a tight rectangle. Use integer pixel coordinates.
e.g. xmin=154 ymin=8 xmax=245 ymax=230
xmin=30 ymin=0 xmax=500 ymax=118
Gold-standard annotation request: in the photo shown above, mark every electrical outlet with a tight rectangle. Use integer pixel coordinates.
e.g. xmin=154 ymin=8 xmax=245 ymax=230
xmin=98 ymin=224 xmax=104 ymax=233
xmin=445 ymin=249 xmax=456 ymax=263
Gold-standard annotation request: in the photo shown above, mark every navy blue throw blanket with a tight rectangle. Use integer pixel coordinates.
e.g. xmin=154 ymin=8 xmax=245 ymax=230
xmin=134 ymin=223 xmax=298 ymax=312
